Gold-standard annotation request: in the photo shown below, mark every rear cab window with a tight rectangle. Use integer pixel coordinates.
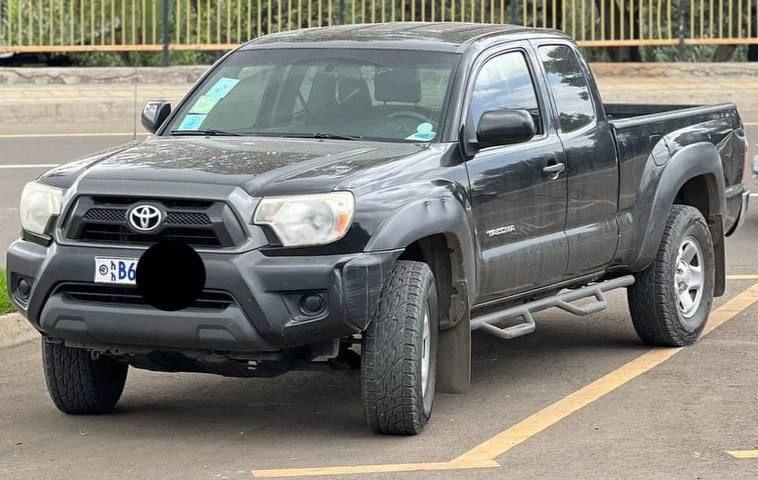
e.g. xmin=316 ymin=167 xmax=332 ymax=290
xmin=537 ymin=45 xmax=595 ymax=133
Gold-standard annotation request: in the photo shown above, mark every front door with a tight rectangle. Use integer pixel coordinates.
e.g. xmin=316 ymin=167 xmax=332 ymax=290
xmin=534 ymin=43 xmax=619 ymax=275
xmin=465 ymin=46 xmax=568 ymax=303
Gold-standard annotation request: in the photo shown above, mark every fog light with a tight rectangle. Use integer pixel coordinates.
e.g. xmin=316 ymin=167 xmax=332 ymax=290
xmin=300 ymin=294 xmax=326 ymax=315
xmin=16 ymin=278 xmax=31 ymax=300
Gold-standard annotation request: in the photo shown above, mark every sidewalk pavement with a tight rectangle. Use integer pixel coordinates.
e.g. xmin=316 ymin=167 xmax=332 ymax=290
xmin=0 ymin=64 xmax=757 ymax=135
xmin=597 ymin=78 xmax=758 ymax=122
xmin=0 ymin=313 xmax=37 ymax=349
xmin=0 ymin=84 xmax=192 ymax=135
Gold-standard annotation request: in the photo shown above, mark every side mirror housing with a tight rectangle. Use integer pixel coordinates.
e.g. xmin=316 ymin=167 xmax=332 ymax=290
xmin=141 ymin=101 xmax=172 ymax=133
xmin=475 ymin=108 xmax=536 ymax=149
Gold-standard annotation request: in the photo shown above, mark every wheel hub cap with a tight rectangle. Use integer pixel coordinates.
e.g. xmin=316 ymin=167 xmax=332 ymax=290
xmin=675 ymin=236 xmax=704 ymax=319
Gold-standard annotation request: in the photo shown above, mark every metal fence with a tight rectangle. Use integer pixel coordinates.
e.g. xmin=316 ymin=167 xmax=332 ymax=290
xmin=0 ymin=0 xmax=756 ymax=53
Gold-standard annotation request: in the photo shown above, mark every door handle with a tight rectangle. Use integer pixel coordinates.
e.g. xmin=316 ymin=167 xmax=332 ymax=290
xmin=542 ymin=162 xmax=566 ymax=177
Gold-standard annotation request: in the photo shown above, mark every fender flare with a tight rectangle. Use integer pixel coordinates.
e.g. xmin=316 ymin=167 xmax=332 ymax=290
xmin=365 ymin=195 xmax=477 ymax=307
xmin=630 ymin=141 xmax=726 ymax=272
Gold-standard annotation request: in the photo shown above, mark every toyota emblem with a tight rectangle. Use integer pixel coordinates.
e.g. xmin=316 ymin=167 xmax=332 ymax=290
xmin=128 ymin=204 xmax=163 ymax=232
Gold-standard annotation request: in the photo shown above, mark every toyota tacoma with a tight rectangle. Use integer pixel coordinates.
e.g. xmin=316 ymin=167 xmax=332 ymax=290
xmin=6 ymin=23 xmax=750 ymax=435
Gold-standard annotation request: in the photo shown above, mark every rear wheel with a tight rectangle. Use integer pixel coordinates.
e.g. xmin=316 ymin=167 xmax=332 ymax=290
xmin=361 ymin=260 xmax=438 ymax=435
xmin=627 ymin=205 xmax=715 ymax=346
xmin=42 ymin=339 xmax=128 ymax=414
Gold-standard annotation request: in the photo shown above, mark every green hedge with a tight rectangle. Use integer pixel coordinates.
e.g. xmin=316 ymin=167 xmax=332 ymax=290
xmin=0 ymin=269 xmax=13 ymax=315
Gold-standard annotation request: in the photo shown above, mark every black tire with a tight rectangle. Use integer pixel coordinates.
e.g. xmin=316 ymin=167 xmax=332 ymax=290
xmin=361 ymin=260 xmax=438 ymax=435
xmin=627 ymin=205 xmax=715 ymax=346
xmin=42 ymin=339 xmax=128 ymax=414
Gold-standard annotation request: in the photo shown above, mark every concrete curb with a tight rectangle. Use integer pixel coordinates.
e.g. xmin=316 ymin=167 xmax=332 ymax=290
xmin=590 ymin=62 xmax=758 ymax=78
xmin=0 ymin=66 xmax=210 ymax=85
xmin=0 ymin=312 xmax=38 ymax=349
xmin=0 ymin=88 xmax=190 ymax=135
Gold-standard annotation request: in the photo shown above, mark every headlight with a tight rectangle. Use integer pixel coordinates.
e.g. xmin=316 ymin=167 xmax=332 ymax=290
xmin=20 ymin=182 xmax=63 ymax=237
xmin=253 ymin=192 xmax=355 ymax=247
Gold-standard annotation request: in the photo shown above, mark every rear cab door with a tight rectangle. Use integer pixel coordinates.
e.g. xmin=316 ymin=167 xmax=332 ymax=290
xmin=462 ymin=41 xmax=569 ymax=303
xmin=531 ymin=40 xmax=620 ymax=276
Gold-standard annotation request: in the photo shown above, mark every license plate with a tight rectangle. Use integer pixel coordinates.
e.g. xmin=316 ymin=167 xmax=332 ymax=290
xmin=94 ymin=257 xmax=138 ymax=285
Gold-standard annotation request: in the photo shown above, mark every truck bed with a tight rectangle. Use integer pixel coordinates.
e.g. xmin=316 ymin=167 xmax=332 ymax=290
xmin=606 ymin=103 xmax=741 ymax=186
xmin=607 ymin=101 xmax=746 ymax=267
xmin=605 ymin=102 xmax=739 ymax=124
xmin=606 ymin=102 xmax=742 ymax=192
xmin=605 ymin=103 xmax=702 ymax=121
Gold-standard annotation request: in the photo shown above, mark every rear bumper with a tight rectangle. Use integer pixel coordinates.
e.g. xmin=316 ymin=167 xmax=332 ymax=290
xmin=6 ymin=240 xmax=399 ymax=353
xmin=728 ymin=189 xmax=750 ymax=235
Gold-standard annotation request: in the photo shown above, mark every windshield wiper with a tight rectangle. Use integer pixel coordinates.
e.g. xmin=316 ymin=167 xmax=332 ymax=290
xmin=196 ymin=130 xmax=366 ymax=141
xmin=170 ymin=128 xmax=245 ymax=136
xmin=247 ymin=132 xmax=364 ymax=140
xmin=312 ymin=132 xmax=364 ymax=140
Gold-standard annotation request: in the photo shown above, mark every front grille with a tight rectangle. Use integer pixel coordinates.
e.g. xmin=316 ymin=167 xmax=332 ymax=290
xmin=82 ymin=209 xmax=212 ymax=227
xmin=57 ymin=284 xmax=236 ymax=310
xmin=77 ymin=224 xmax=222 ymax=247
xmin=90 ymin=196 xmax=214 ymax=210
xmin=64 ymin=196 xmax=246 ymax=249
xmin=83 ymin=208 xmax=126 ymax=223
xmin=165 ymin=212 xmax=212 ymax=225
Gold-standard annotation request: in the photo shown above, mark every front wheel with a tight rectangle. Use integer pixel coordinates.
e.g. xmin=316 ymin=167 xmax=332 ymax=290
xmin=42 ymin=339 xmax=128 ymax=414
xmin=627 ymin=205 xmax=715 ymax=346
xmin=361 ymin=260 xmax=438 ymax=435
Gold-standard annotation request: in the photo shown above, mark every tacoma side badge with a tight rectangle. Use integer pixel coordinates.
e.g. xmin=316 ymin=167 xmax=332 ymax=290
xmin=486 ymin=225 xmax=516 ymax=237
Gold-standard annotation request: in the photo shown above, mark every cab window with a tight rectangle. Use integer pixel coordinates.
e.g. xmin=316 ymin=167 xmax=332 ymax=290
xmin=538 ymin=45 xmax=595 ymax=132
xmin=469 ymin=51 xmax=543 ymax=136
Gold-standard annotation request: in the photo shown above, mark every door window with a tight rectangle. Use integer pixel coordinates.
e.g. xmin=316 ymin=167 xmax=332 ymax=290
xmin=537 ymin=45 xmax=595 ymax=132
xmin=469 ymin=51 xmax=542 ymax=136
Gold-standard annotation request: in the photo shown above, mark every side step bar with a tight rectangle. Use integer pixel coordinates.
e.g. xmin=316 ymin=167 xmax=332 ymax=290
xmin=471 ymin=275 xmax=636 ymax=340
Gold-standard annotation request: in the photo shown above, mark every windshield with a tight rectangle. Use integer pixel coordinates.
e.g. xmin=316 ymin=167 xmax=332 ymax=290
xmin=166 ymin=48 xmax=460 ymax=142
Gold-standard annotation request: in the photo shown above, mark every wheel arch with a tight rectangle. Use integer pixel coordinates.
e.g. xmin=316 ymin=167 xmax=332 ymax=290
xmin=674 ymin=173 xmax=726 ymax=296
xmin=365 ymin=196 xmax=477 ymax=310
xmin=399 ymin=233 xmax=469 ymax=331
xmin=629 ymin=142 xmax=727 ymax=296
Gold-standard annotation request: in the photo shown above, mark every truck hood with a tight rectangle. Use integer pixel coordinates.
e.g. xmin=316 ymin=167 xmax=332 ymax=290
xmin=45 ymin=136 xmax=426 ymax=196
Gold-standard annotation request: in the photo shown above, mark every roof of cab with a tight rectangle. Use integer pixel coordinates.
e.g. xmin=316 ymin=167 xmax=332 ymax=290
xmin=240 ymin=22 xmax=568 ymax=53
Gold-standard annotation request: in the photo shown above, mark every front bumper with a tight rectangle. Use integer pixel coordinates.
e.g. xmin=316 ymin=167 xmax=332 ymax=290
xmin=6 ymin=240 xmax=399 ymax=353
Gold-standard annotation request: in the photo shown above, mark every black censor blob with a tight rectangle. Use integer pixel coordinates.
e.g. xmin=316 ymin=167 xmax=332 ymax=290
xmin=136 ymin=241 xmax=206 ymax=311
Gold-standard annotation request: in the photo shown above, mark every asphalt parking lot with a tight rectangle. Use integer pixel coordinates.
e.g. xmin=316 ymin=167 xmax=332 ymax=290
xmin=1 ymin=127 xmax=758 ymax=479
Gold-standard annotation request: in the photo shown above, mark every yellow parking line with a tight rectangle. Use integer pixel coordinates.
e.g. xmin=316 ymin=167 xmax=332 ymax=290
xmin=252 ymin=460 xmax=500 ymax=478
xmin=252 ymin=283 xmax=758 ymax=478
xmin=453 ymin=348 xmax=684 ymax=462
xmin=455 ymin=283 xmax=758 ymax=464
xmin=727 ymin=275 xmax=758 ymax=280
xmin=727 ymin=450 xmax=758 ymax=459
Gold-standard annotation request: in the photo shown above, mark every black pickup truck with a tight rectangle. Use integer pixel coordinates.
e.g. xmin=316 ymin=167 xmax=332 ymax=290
xmin=7 ymin=23 xmax=749 ymax=435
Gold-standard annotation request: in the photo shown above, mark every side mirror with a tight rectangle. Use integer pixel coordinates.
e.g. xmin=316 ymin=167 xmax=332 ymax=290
xmin=475 ymin=108 xmax=536 ymax=149
xmin=141 ymin=101 xmax=172 ymax=133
